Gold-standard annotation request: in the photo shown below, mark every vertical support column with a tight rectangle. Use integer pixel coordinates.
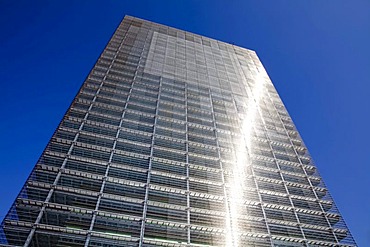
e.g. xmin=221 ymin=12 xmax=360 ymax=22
xmin=138 ymin=77 xmax=162 ymax=247
xmin=83 ymin=82 xmax=134 ymax=247
xmin=208 ymin=90 xmax=234 ymax=247
xmin=185 ymin=84 xmax=191 ymax=244
xmin=87 ymin=23 xmax=152 ymax=246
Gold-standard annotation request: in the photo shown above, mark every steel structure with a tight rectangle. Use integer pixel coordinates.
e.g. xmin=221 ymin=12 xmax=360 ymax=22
xmin=0 ymin=16 xmax=356 ymax=247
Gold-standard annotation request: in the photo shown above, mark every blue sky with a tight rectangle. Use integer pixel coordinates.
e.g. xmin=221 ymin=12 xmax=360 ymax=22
xmin=0 ymin=1 xmax=369 ymax=245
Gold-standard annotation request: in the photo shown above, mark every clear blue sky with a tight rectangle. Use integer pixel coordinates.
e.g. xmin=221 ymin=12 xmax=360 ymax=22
xmin=1 ymin=1 xmax=369 ymax=245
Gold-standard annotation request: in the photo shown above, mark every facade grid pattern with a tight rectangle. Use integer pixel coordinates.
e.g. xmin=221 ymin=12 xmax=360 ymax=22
xmin=0 ymin=16 xmax=356 ymax=247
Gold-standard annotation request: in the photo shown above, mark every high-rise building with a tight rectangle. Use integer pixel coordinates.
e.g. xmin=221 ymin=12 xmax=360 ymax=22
xmin=0 ymin=16 xmax=356 ymax=247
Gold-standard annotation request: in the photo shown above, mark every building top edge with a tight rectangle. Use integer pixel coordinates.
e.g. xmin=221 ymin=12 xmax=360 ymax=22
xmin=123 ymin=15 xmax=257 ymax=54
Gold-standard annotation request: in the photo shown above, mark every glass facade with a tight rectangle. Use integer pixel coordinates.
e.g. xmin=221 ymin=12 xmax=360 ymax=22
xmin=0 ymin=16 xmax=356 ymax=247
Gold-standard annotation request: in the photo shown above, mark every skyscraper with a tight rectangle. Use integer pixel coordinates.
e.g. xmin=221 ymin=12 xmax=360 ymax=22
xmin=0 ymin=15 xmax=356 ymax=247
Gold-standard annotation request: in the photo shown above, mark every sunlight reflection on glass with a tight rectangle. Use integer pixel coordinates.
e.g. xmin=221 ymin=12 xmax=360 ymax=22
xmin=227 ymin=72 xmax=265 ymax=246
